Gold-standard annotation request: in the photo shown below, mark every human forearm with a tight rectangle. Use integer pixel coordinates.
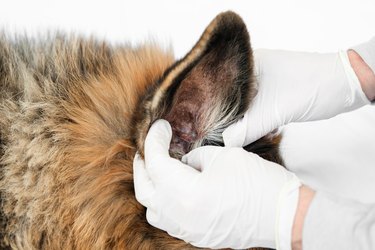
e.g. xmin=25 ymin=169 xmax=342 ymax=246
xmin=304 ymin=192 xmax=375 ymax=249
xmin=291 ymin=186 xmax=315 ymax=250
xmin=348 ymin=49 xmax=375 ymax=101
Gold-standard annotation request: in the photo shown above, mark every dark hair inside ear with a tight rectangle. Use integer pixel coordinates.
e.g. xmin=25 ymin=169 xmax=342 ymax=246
xmin=148 ymin=11 xmax=256 ymax=158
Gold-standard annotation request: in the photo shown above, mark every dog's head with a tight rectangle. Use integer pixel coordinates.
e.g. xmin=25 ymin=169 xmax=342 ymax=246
xmin=133 ymin=11 xmax=256 ymax=159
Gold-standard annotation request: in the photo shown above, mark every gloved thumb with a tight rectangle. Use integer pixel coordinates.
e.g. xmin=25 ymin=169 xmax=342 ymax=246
xmin=144 ymin=119 xmax=200 ymax=183
xmin=181 ymin=146 xmax=224 ymax=171
xmin=144 ymin=119 xmax=173 ymax=164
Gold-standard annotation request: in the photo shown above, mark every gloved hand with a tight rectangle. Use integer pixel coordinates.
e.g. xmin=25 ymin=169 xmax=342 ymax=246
xmin=223 ymin=49 xmax=370 ymax=147
xmin=133 ymin=119 xmax=301 ymax=249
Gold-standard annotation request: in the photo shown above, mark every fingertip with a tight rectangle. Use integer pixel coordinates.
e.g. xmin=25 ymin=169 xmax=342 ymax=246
xmin=148 ymin=119 xmax=172 ymax=139
xmin=146 ymin=209 xmax=159 ymax=227
xmin=145 ymin=119 xmax=173 ymax=162
xmin=222 ymin=120 xmax=246 ymax=147
xmin=146 ymin=209 xmax=178 ymax=236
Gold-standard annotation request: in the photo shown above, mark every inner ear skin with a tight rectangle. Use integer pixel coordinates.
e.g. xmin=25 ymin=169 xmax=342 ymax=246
xmin=162 ymin=57 xmax=235 ymax=158
xmin=162 ymin=72 xmax=209 ymax=157
xmin=164 ymin=104 xmax=199 ymax=156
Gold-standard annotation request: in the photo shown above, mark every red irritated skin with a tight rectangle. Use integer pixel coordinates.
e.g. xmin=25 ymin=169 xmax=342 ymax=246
xmin=163 ymin=98 xmax=203 ymax=158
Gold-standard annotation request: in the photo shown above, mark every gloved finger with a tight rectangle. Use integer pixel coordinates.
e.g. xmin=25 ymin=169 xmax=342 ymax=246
xmin=133 ymin=153 xmax=156 ymax=209
xmin=146 ymin=208 xmax=180 ymax=236
xmin=222 ymin=115 xmax=248 ymax=147
xmin=144 ymin=119 xmax=173 ymax=164
xmin=223 ymin=96 xmax=272 ymax=147
xmin=144 ymin=119 xmax=200 ymax=182
xmin=145 ymin=208 xmax=160 ymax=229
xmin=181 ymin=146 xmax=223 ymax=171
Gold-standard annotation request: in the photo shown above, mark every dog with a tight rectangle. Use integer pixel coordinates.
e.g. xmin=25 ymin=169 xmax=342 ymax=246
xmin=0 ymin=11 xmax=281 ymax=249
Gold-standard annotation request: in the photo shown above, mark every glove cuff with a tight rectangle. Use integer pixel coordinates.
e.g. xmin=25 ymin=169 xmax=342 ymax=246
xmin=275 ymin=174 xmax=301 ymax=250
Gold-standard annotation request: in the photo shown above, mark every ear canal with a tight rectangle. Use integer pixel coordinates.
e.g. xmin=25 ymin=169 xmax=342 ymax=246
xmin=135 ymin=11 xmax=256 ymax=158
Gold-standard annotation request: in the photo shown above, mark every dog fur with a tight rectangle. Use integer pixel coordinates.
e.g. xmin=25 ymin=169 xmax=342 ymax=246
xmin=0 ymin=11 xmax=280 ymax=249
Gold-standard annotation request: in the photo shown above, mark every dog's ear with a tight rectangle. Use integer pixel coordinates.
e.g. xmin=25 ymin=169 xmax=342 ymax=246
xmin=134 ymin=11 xmax=256 ymax=158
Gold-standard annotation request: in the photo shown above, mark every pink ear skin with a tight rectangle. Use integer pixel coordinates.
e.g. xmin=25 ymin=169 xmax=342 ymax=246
xmin=165 ymin=107 xmax=199 ymax=157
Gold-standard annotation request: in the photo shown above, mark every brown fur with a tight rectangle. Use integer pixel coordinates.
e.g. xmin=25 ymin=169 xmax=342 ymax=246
xmin=0 ymin=12 xmax=279 ymax=250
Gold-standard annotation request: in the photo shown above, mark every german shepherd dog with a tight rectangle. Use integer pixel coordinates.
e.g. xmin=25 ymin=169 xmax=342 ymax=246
xmin=0 ymin=11 xmax=281 ymax=249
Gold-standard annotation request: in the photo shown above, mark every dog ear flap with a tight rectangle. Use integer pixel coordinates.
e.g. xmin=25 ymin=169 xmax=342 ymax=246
xmin=135 ymin=11 xmax=256 ymax=157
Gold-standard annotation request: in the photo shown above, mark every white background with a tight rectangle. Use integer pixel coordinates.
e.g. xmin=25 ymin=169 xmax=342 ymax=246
xmin=0 ymin=0 xmax=374 ymax=58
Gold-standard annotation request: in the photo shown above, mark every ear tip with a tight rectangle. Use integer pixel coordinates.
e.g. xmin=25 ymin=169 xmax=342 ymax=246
xmin=208 ymin=11 xmax=250 ymax=47
xmin=217 ymin=11 xmax=243 ymax=20
xmin=215 ymin=11 xmax=247 ymax=29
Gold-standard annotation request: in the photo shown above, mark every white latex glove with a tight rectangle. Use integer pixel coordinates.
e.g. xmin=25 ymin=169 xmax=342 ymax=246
xmin=133 ymin=119 xmax=301 ymax=249
xmin=279 ymin=104 xmax=375 ymax=204
xmin=223 ymin=49 xmax=370 ymax=147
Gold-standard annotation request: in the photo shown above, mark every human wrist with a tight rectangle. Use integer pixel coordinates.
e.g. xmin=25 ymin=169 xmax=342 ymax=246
xmin=275 ymin=173 xmax=301 ymax=250
xmin=291 ymin=185 xmax=315 ymax=250
xmin=348 ymin=49 xmax=375 ymax=101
